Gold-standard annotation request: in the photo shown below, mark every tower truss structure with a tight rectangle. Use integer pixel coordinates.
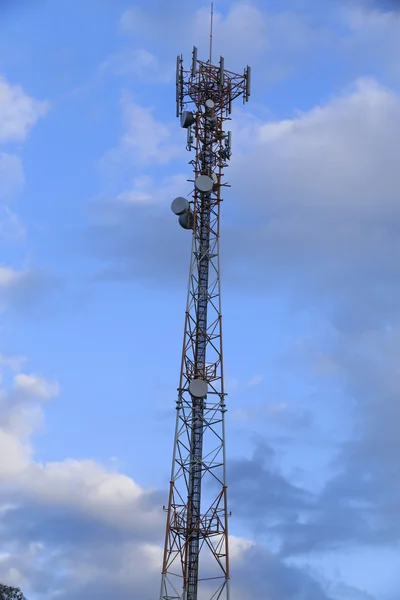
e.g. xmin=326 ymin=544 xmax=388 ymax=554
xmin=159 ymin=46 xmax=251 ymax=600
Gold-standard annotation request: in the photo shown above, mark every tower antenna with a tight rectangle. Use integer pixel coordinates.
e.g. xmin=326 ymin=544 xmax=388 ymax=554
xmin=161 ymin=36 xmax=251 ymax=600
xmin=209 ymin=2 xmax=214 ymax=64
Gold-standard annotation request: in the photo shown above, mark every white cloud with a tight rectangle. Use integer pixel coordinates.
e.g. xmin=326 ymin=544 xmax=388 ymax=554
xmin=338 ymin=3 xmax=400 ymax=80
xmin=120 ymin=3 xmax=268 ymax=62
xmin=0 ymin=371 xmax=49 ymax=477
xmin=119 ymin=6 xmax=141 ymax=32
xmin=0 ymin=361 xmax=161 ymax=548
xmin=85 ymin=70 xmax=400 ymax=599
xmin=0 ymin=206 xmax=26 ymax=241
xmin=0 ymin=372 xmax=58 ymax=442
xmin=114 ymin=175 xmax=154 ymax=205
xmin=233 ymin=76 xmax=400 ymax=219
xmin=0 ymin=265 xmax=50 ymax=314
xmin=100 ymin=98 xmax=183 ymax=181
xmin=118 ymin=98 xmax=178 ymax=165
xmin=0 ymin=265 xmax=23 ymax=287
xmin=229 ymin=535 xmax=256 ymax=560
xmin=101 ymin=48 xmax=174 ymax=84
xmin=121 ymin=173 xmax=187 ymax=205
xmin=0 ymin=355 xmax=26 ymax=372
xmin=3 ymin=7 xmax=398 ymax=597
xmin=192 ymin=2 xmax=268 ymax=63
xmin=0 ymin=76 xmax=49 ymax=143
xmin=116 ymin=188 xmax=153 ymax=204
xmin=92 ymin=172 xmax=189 ymax=229
xmin=0 ymin=267 xmax=58 ymax=318
xmin=14 ymin=374 xmax=59 ymax=399
xmin=0 ymin=430 xmax=31 ymax=477
xmin=0 ymin=76 xmax=49 ymax=245
xmin=93 ymin=77 xmax=400 ymax=325
xmin=20 ymin=459 xmax=155 ymax=538
xmin=0 ymin=352 xmax=333 ymax=599
xmin=120 ymin=2 xmax=330 ymax=83
xmin=344 ymin=3 xmax=400 ymax=30
xmin=214 ymin=77 xmax=400 ymax=336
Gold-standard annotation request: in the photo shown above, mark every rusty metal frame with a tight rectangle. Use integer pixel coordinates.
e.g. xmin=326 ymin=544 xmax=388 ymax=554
xmin=160 ymin=49 xmax=250 ymax=600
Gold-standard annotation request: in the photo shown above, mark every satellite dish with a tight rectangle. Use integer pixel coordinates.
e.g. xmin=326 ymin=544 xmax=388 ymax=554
xmin=195 ymin=175 xmax=213 ymax=194
xmin=189 ymin=378 xmax=207 ymax=398
xmin=171 ymin=197 xmax=189 ymax=216
xmin=178 ymin=211 xmax=193 ymax=230
xmin=181 ymin=111 xmax=195 ymax=129
xmin=205 ymin=99 xmax=215 ymax=110
xmin=211 ymin=173 xmax=218 ymax=184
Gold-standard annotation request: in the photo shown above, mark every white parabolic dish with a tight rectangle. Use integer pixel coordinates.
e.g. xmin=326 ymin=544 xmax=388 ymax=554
xmin=195 ymin=175 xmax=214 ymax=194
xmin=189 ymin=378 xmax=208 ymax=398
xmin=171 ymin=196 xmax=189 ymax=216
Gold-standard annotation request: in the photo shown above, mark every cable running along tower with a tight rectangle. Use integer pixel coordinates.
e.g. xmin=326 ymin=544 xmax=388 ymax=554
xmin=159 ymin=27 xmax=251 ymax=600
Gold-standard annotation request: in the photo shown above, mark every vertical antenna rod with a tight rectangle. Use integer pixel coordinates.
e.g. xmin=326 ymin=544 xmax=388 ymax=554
xmin=161 ymin=37 xmax=251 ymax=600
xmin=209 ymin=2 xmax=214 ymax=64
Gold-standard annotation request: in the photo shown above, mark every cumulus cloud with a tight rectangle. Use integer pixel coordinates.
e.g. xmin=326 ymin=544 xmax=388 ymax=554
xmin=87 ymin=168 xmax=192 ymax=283
xmin=0 ymin=265 xmax=23 ymax=287
xmin=100 ymin=47 xmax=174 ymax=84
xmin=0 ymin=370 xmax=56 ymax=480
xmin=101 ymin=97 xmax=182 ymax=172
xmin=86 ymin=73 xmax=400 ymax=596
xmin=0 ymin=358 xmax=163 ymax=597
xmin=0 ymin=207 xmax=25 ymax=241
xmin=339 ymin=1 xmax=400 ymax=81
xmin=231 ymin=77 xmax=399 ymax=220
xmin=0 ymin=76 xmax=49 ymax=144
xmin=233 ymin=543 xmax=335 ymax=600
xmin=225 ymin=77 xmax=400 ymax=333
xmin=229 ymin=442 xmax=314 ymax=533
xmin=119 ymin=1 xmax=329 ymax=84
xmin=0 ymin=355 xmax=338 ymax=599
xmin=285 ymin=324 xmax=400 ymax=555
xmin=90 ymin=77 xmax=400 ymax=334
xmin=0 ymin=355 xmax=26 ymax=372
xmin=0 ymin=266 xmax=58 ymax=316
xmin=1 ymin=5 xmax=396 ymax=598
xmin=331 ymin=583 xmax=376 ymax=600
xmin=228 ymin=327 xmax=400 ymax=581
xmin=232 ymin=402 xmax=313 ymax=432
xmin=0 ymin=75 xmax=48 ymax=247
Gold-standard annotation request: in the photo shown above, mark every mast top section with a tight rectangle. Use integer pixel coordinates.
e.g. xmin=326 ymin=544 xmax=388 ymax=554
xmin=176 ymin=46 xmax=251 ymax=118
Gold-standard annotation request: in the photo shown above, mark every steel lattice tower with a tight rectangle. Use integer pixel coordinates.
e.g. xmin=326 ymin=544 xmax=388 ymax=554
xmin=159 ymin=37 xmax=250 ymax=600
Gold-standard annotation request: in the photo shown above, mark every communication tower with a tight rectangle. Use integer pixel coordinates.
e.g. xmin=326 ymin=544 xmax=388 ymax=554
xmin=159 ymin=14 xmax=251 ymax=600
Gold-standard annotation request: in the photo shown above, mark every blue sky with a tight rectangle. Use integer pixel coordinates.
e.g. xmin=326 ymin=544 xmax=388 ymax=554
xmin=0 ymin=0 xmax=400 ymax=598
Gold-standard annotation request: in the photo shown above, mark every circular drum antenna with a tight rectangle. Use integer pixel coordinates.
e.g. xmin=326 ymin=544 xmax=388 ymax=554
xmin=181 ymin=111 xmax=195 ymax=129
xmin=189 ymin=378 xmax=208 ymax=398
xmin=195 ymin=175 xmax=214 ymax=194
xmin=178 ymin=211 xmax=193 ymax=230
xmin=205 ymin=99 xmax=215 ymax=110
xmin=171 ymin=196 xmax=189 ymax=216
